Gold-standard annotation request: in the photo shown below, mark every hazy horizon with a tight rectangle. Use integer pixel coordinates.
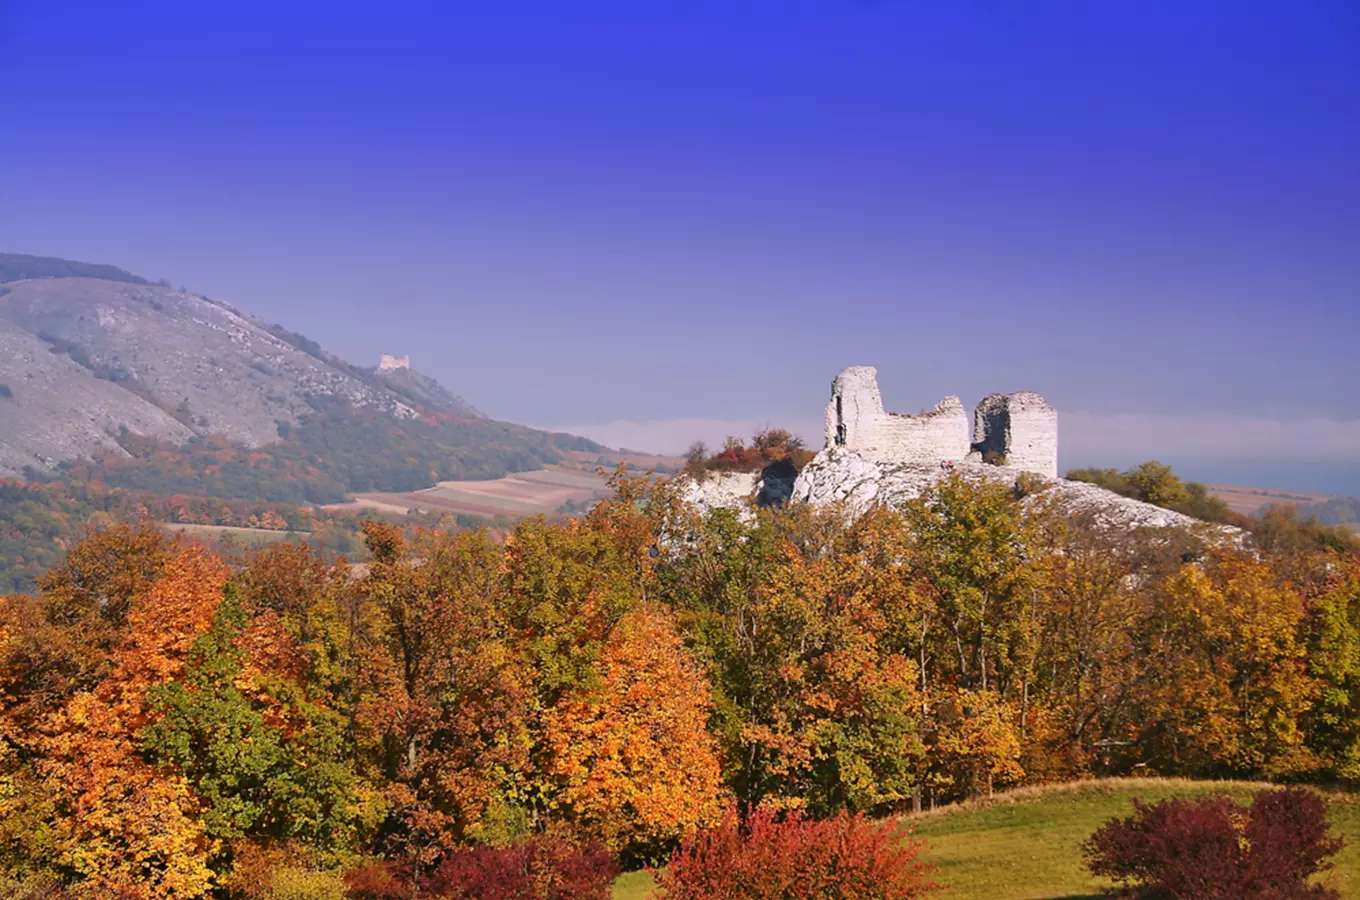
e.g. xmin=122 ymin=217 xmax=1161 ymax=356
xmin=2 ymin=1 xmax=1356 ymax=492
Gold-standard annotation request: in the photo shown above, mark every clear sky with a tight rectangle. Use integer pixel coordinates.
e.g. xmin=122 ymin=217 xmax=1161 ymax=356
xmin=2 ymin=1 xmax=1357 ymax=491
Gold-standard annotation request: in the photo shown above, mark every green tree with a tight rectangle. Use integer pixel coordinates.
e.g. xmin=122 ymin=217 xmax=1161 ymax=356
xmin=901 ymin=474 xmax=1042 ymax=696
xmin=141 ymin=587 xmax=357 ymax=858
xmin=1125 ymin=461 xmax=1189 ymax=508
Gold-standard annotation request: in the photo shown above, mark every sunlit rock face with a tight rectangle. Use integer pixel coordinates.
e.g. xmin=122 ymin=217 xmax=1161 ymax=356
xmin=683 ymin=366 xmax=1233 ymax=538
xmin=679 ymin=470 xmax=761 ymax=519
xmin=790 ymin=448 xmax=1211 ymax=531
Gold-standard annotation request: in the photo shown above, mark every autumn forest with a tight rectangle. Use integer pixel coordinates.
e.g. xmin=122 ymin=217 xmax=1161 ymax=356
xmin=1 ymin=470 xmax=1358 ymax=898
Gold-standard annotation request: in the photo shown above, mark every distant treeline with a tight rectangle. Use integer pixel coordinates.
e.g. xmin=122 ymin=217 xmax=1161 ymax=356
xmin=1067 ymin=461 xmax=1357 ymax=552
xmin=1302 ymin=495 xmax=1360 ymax=527
xmin=0 ymin=475 xmax=504 ymax=594
xmin=0 ymin=252 xmax=148 ymax=285
xmin=0 ymin=478 xmax=350 ymax=593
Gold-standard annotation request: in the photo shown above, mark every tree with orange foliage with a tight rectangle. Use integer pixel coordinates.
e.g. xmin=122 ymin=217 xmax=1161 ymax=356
xmin=353 ymin=523 xmax=533 ymax=863
xmin=37 ymin=545 xmax=227 ymax=898
xmin=544 ymin=603 xmax=727 ymax=859
xmin=662 ymin=504 xmax=928 ymax=815
xmin=0 ymin=523 xmax=173 ymax=734
xmin=501 ymin=513 xmax=651 ymax=705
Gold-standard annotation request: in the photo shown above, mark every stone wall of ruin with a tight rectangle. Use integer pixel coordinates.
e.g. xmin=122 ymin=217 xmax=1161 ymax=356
xmin=824 ymin=366 xmax=1057 ymax=476
xmin=972 ymin=392 xmax=1058 ymax=478
xmin=825 ymin=366 xmax=972 ymax=465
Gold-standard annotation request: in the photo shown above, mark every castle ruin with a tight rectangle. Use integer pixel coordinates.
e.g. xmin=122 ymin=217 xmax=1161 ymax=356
xmin=825 ymin=366 xmax=1058 ymax=478
xmin=378 ymin=354 xmax=411 ymax=371
xmin=972 ymin=391 xmax=1059 ymax=478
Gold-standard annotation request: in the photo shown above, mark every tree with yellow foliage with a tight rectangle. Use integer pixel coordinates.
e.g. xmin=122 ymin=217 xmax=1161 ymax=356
xmin=545 ymin=603 xmax=727 ymax=859
xmin=1131 ymin=551 xmax=1320 ymax=777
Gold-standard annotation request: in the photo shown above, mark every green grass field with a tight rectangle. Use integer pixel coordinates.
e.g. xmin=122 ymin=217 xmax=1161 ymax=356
xmin=612 ymin=778 xmax=1360 ymax=899
xmin=160 ymin=522 xmax=307 ymax=546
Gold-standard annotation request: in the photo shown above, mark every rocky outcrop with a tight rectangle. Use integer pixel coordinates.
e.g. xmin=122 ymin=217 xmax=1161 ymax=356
xmin=791 ymin=449 xmax=959 ymax=514
xmin=680 ymin=471 xmax=762 ymax=517
xmin=684 ymin=364 xmax=1228 ymax=536
xmin=790 ymin=448 xmax=1215 ymax=532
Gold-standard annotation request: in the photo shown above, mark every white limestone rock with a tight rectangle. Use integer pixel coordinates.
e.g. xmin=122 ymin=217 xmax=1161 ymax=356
xmin=680 ymin=470 xmax=762 ymax=519
xmin=1040 ymin=478 xmax=1207 ymax=531
xmin=792 ymin=448 xmax=950 ymax=514
xmin=790 ymin=448 xmax=1230 ymax=535
xmin=791 ymin=449 xmax=1007 ymax=517
xmin=683 ymin=365 xmax=1227 ymax=537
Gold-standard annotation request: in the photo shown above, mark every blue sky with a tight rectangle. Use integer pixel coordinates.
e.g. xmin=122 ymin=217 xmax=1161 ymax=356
xmin=1 ymin=1 xmax=1357 ymax=490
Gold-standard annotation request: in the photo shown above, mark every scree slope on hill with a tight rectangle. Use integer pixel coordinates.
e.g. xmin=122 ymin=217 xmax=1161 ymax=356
xmin=0 ymin=253 xmax=583 ymax=480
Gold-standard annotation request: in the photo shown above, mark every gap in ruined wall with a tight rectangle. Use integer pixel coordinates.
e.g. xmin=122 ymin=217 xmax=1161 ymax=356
xmin=970 ymin=399 xmax=1010 ymax=465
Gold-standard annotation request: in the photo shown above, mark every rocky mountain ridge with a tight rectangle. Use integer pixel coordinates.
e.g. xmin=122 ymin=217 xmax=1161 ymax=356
xmin=0 ymin=257 xmax=505 ymax=478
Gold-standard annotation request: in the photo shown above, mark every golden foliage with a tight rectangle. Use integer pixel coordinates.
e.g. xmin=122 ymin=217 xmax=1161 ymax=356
xmin=37 ymin=545 xmax=227 ymax=898
xmin=545 ymin=603 xmax=728 ymax=854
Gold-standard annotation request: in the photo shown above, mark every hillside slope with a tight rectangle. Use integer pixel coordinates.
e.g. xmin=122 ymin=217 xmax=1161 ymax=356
xmin=0 ymin=277 xmax=415 ymax=467
xmin=0 ymin=259 xmax=548 ymax=478
xmin=0 ymin=318 xmax=193 ymax=474
xmin=0 ymin=252 xmax=149 ymax=285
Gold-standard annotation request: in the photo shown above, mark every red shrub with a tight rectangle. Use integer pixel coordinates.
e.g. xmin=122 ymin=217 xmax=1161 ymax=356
xmin=656 ymin=808 xmax=941 ymax=900
xmin=344 ymin=861 xmax=415 ymax=900
xmin=1244 ymin=789 xmax=1345 ymax=894
xmin=426 ymin=836 xmax=617 ymax=900
xmin=344 ymin=837 xmax=617 ymax=900
xmin=1083 ymin=788 xmax=1342 ymax=899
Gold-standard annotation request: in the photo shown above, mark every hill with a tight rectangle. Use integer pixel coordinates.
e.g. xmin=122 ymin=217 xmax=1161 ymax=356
xmin=0 ymin=252 xmax=148 ymax=285
xmin=612 ymin=779 xmax=1360 ymax=899
xmin=0 ymin=256 xmax=595 ymax=482
xmin=0 ymin=254 xmax=612 ymax=589
xmin=0 ymin=274 xmax=415 ymax=473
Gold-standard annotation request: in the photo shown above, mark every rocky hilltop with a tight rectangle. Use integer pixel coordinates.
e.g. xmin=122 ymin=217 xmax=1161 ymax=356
xmin=686 ymin=366 xmax=1234 ymax=536
xmin=0 ymin=255 xmax=506 ymax=477
xmin=684 ymin=452 xmax=1215 ymax=533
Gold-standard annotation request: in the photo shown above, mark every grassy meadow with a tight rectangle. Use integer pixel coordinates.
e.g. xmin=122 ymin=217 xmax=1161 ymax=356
xmin=612 ymin=778 xmax=1360 ymax=900
xmin=159 ymin=522 xmax=306 ymax=546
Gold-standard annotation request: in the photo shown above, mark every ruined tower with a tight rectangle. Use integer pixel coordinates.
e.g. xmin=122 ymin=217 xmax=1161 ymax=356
xmin=971 ymin=392 xmax=1058 ymax=478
